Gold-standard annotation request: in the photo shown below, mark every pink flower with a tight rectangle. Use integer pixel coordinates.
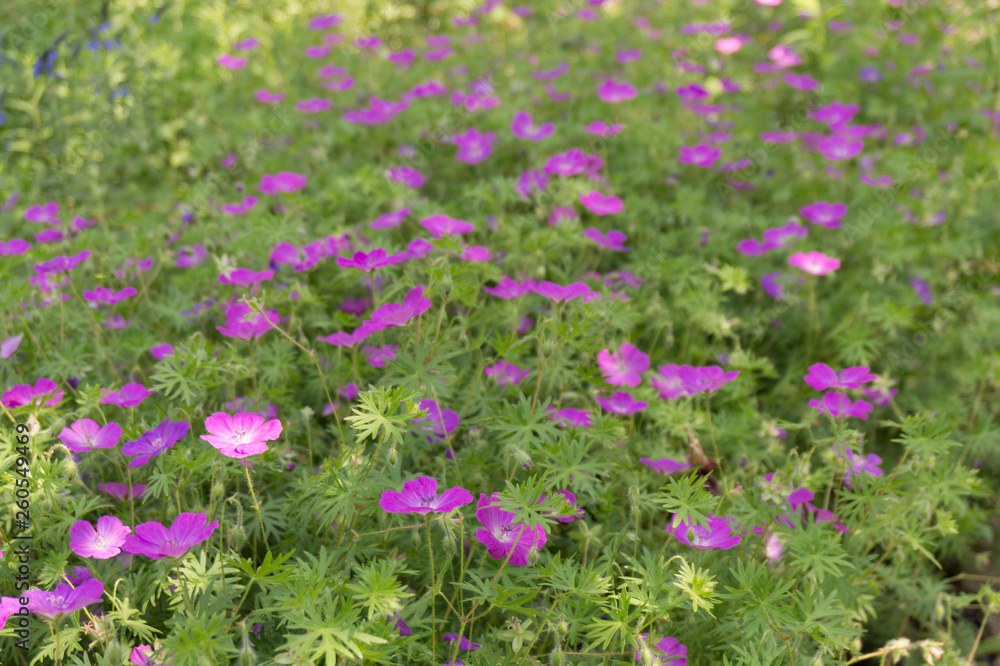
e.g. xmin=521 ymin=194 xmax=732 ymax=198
xmin=234 ymin=38 xmax=259 ymax=51
xmin=219 ymin=196 xmax=257 ymax=215
xmin=548 ymin=407 xmax=594 ymax=427
xmin=412 ymin=399 xmax=459 ymax=442
xmin=839 ymin=447 xmax=884 ymax=487
xmin=453 ymin=128 xmax=495 ymax=164
xmin=800 ymin=202 xmax=847 ymax=228
xmin=369 ymin=287 xmax=432 ymax=328
xmin=651 ymin=365 xmax=693 ymax=399
xmin=579 ymin=191 xmax=623 ymax=215
xmin=420 ymin=213 xmax=474 ymax=237
xmin=808 ymin=392 xmax=873 ymax=420
xmin=598 ymin=391 xmax=648 ymax=415
xmin=295 ymin=98 xmax=331 ymax=113
xmin=544 ymin=149 xmax=588 ymax=176
xmin=583 ymin=228 xmax=628 ymax=251
xmin=532 ymin=281 xmax=592 ymax=303
xmin=100 ymin=383 xmax=154 ymax=407
xmin=817 ymin=135 xmax=863 ymax=160
xmin=484 ymin=276 xmax=536 ymax=299
xmin=788 ymin=251 xmax=840 ymax=276
xmin=803 ymin=363 xmax=876 ymax=391
xmin=461 ymin=245 xmax=492 ymax=262
xmin=25 ymin=579 xmax=104 ymax=618
xmin=259 ymin=172 xmax=307 ymax=195
xmin=510 ymin=111 xmax=554 ymax=141
xmin=475 ymin=493 xmax=547 ymax=566
xmin=98 ymin=482 xmax=147 ymax=501
xmin=369 ymin=207 xmax=410 ymax=229
xmin=639 ymin=457 xmax=693 ymax=475
xmin=201 ymin=412 xmax=283 ymax=458
xmin=336 ymin=248 xmax=402 ymax=271
xmin=666 ymin=514 xmax=741 ymax=550
xmin=255 ymin=89 xmax=285 ymax=103
xmin=216 ymin=303 xmax=279 ymax=340
xmin=0 ymin=239 xmax=31 ymax=255
xmin=677 ymin=366 xmax=739 ymax=394
xmin=715 ymin=36 xmax=745 ymax=54
xmin=58 ymin=419 xmax=122 ymax=452
xmin=387 ymin=166 xmax=426 ymax=188
xmin=70 ymin=517 xmax=131 ymax=559
xmin=679 ymin=144 xmax=721 ymax=167
xmin=177 ymin=245 xmax=208 ymax=268
xmin=219 ymin=268 xmax=274 ymax=287
xmin=515 ymin=169 xmax=549 ymax=199
xmin=2 ymin=377 xmax=63 ymax=408
xmin=597 ymin=343 xmax=649 ymax=388
xmin=583 ymin=121 xmax=623 ymax=136
xmin=1 ymin=334 xmax=23 ymax=359
xmin=811 ymin=102 xmax=859 ymax=127
xmin=635 ymin=635 xmax=688 ymax=665
xmin=24 ymin=201 xmax=60 ymax=225
xmin=121 ymin=513 xmax=219 ymax=559
xmin=863 ymin=386 xmax=898 ymax=406
xmin=309 ymin=14 xmax=343 ymax=30
xmin=485 ymin=361 xmax=530 ymax=385
xmin=217 ymin=54 xmax=247 ymax=70
xmin=122 ymin=420 xmax=190 ymax=469
xmin=540 ymin=490 xmax=584 ymax=523
xmin=597 ymin=79 xmax=637 ymax=103
xmin=150 ymin=344 xmax=174 ymax=360
xmin=380 ymin=476 xmax=473 ymax=514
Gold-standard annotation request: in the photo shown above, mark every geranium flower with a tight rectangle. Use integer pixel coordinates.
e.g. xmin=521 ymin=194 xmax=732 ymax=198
xmin=544 ymin=149 xmax=588 ymax=176
xmin=597 ymin=343 xmax=649 ymax=388
xmin=811 ymin=102 xmax=859 ymax=127
xmin=121 ymin=513 xmax=219 ymax=559
xmin=369 ymin=287 xmax=432 ymax=328
xmin=295 ymin=98 xmax=331 ymax=113
xmin=25 ymin=201 xmax=60 ymax=224
xmin=34 ymin=250 xmax=90 ymax=275
xmin=461 ymin=245 xmax=492 ymax=262
xmin=580 ymin=192 xmax=623 ymax=215
xmin=839 ymin=447 xmax=884 ymax=487
xmin=485 ymin=361 xmax=531 ymax=385
xmin=639 ymin=458 xmax=693 ymax=475
xmin=336 ymin=248 xmax=402 ymax=271
xmin=420 ymin=213 xmax=474 ymax=238
xmin=379 ymin=476 xmax=473 ymax=514
xmin=666 ymin=514 xmax=741 ymax=550
xmin=788 ymin=251 xmax=840 ymax=276
xmin=25 ymin=579 xmax=104 ymax=618
xmin=255 ymin=89 xmax=285 ymax=103
xmin=370 ymin=208 xmax=410 ymax=229
xmin=259 ymin=172 xmax=307 ymax=195
xmin=597 ymin=391 xmax=648 ymax=415
xmin=219 ymin=268 xmax=274 ymax=287
xmin=176 ymin=245 xmax=208 ymax=268
xmin=81 ymin=286 xmax=137 ymax=305
xmin=363 ymin=345 xmax=397 ymax=367
xmin=309 ymin=14 xmax=343 ymax=30
xmin=412 ymin=399 xmax=459 ymax=443
xmin=863 ymin=386 xmax=898 ymax=406
xmin=677 ymin=366 xmax=739 ymax=394
xmin=549 ymin=206 xmax=578 ymax=225
xmin=0 ymin=239 xmax=31 ymax=255
xmin=532 ymin=281 xmax=592 ymax=303
xmin=510 ymin=111 xmax=554 ymax=141
xmin=484 ymin=277 xmax=536 ymax=299
xmin=452 ymin=128 xmax=495 ymax=164
xmin=584 ymin=121 xmax=623 ymax=136
xmin=122 ymin=419 xmax=190 ymax=469
xmin=217 ymin=303 xmax=279 ymax=340
xmin=150 ymin=344 xmax=174 ymax=360
xmin=270 ymin=241 xmax=324 ymax=272
xmin=2 ymin=377 xmax=63 ymax=408
xmin=808 ymin=392 xmax=873 ymax=420
xmin=475 ymin=493 xmax=547 ymax=566
xmin=650 ymin=365 xmax=692 ymax=399
xmin=635 ymin=634 xmax=688 ymax=665
xmin=803 ymin=363 xmax=876 ymax=390
xmin=100 ymin=383 xmax=154 ymax=407
xmin=217 ymin=54 xmax=246 ymax=70
xmin=515 ymin=169 xmax=549 ymax=199
xmin=1 ymin=334 xmax=23 ymax=359
xmin=58 ymin=419 xmax=122 ymax=452
xmin=679 ymin=144 xmax=721 ymax=167
xmin=533 ymin=61 xmax=568 ymax=81
xmin=70 ymin=517 xmax=131 ymax=559
xmin=800 ymin=202 xmax=847 ymax=228
xmin=200 ymin=412 xmax=283 ymax=459
xmin=583 ymin=228 xmax=628 ymax=251
xmin=442 ymin=635 xmax=482 ymax=650
xmin=98 ymin=482 xmax=147 ymax=501
xmin=597 ymin=79 xmax=637 ymax=103
xmin=817 ymin=135 xmax=863 ymax=160
xmin=219 ymin=196 xmax=257 ymax=215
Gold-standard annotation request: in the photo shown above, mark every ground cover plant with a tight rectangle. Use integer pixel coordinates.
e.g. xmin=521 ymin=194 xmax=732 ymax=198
xmin=1 ymin=0 xmax=1000 ymax=664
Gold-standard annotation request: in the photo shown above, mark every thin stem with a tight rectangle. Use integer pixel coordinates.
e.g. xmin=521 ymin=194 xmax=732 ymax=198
xmin=243 ymin=463 xmax=266 ymax=540
xmin=427 ymin=515 xmax=437 ymax=658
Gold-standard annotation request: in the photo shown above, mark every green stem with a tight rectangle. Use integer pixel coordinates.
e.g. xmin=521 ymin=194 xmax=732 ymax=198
xmin=243 ymin=462 xmax=266 ymax=540
xmin=427 ymin=515 xmax=437 ymax=658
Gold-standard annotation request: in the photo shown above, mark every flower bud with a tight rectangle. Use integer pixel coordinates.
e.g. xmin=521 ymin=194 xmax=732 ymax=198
xmin=300 ymin=406 xmax=314 ymax=420
xmin=211 ymin=481 xmax=225 ymax=502
xmin=104 ymin=639 xmax=126 ymax=664
xmin=239 ymin=645 xmax=258 ymax=666
xmin=556 ymin=620 xmax=569 ymax=636
xmin=387 ymin=446 xmax=399 ymax=466
xmin=550 ymin=649 xmax=565 ymax=666
xmin=229 ymin=525 xmax=246 ymax=550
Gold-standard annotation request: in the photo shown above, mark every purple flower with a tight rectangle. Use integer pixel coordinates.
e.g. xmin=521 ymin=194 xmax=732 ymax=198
xmin=296 ymin=98 xmax=332 ymax=113
xmin=651 ymin=365 xmax=693 ymax=399
xmin=1 ymin=334 xmax=24 ymax=359
xmin=219 ymin=196 xmax=258 ymax=216
xmin=379 ymin=476 xmax=474 ymax=514
xmin=484 ymin=276 xmax=535 ymax=299
xmin=544 ymin=149 xmax=588 ymax=176
xmin=452 ymin=128 xmax=495 ymax=164
xmin=808 ymin=392 xmax=873 ymax=420
xmin=336 ymin=248 xmax=401 ymax=271
xmin=910 ymin=277 xmax=933 ymax=304
xmin=474 ymin=493 xmax=547 ymax=566
xmin=762 ymin=222 xmax=808 ymax=249
xmin=515 ymin=169 xmax=549 ymax=199
xmin=122 ymin=419 xmax=190 ymax=469
xmin=150 ymin=344 xmax=175 ymax=360
xmin=0 ymin=239 xmax=32 ymax=255
xmin=579 ymin=191 xmax=623 ymax=215
xmin=34 ymin=250 xmax=91 ymax=275
xmin=597 ymin=391 xmax=648 ymax=415
xmin=666 ymin=514 xmax=741 ymax=550
xmin=639 ymin=458 xmax=693 ymax=475
xmin=309 ymin=14 xmax=344 ymax=30
xmin=420 ymin=213 xmax=474 ymax=238
xmin=803 ymin=363 xmax=876 ymax=391
xmin=100 ymin=383 xmax=155 ymax=407
xmin=412 ymin=399 xmax=459 ymax=443
xmin=532 ymin=281 xmax=592 ymax=303
xmin=510 ymin=111 xmax=554 ymax=141
xmin=24 ymin=201 xmax=60 ymax=225
xmin=533 ymin=61 xmax=568 ymax=81
xmin=70 ymin=516 xmax=131 ymax=559
xmin=596 ymin=79 xmax=637 ymax=103
xmin=369 ymin=287 xmax=432 ymax=328
xmin=201 ymin=412 xmax=283 ymax=459
xmin=548 ymin=408 xmax=594 ymax=428
xmin=582 ymin=228 xmax=628 ymax=251
xmin=176 ymin=244 xmax=208 ymax=268
xmin=2 ymin=377 xmax=63 ymax=408
xmin=839 ymin=447 xmax=884 ymax=488
xmin=58 ymin=419 xmax=122 ymax=452
xmin=363 ymin=345 xmax=398 ymax=367
xmin=121 ymin=513 xmax=219 ymax=559
xmin=217 ymin=53 xmax=247 ymax=69
xmin=817 ymin=135 xmax=863 ymax=160
xmin=98 ymin=482 xmax=147 ymax=501
xmin=811 ymin=102 xmax=859 ymax=127
xmin=677 ymin=366 xmax=739 ymax=394
xmin=863 ymin=386 xmax=898 ymax=407
xmin=597 ymin=343 xmax=649 ymax=388
xmin=541 ymin=490 xmax=584 ymax=523
xmin=485 ymin=361 xmax=531 ymax=385
xmin=255 ymin=89 xmax=285 ymax=103
xmin=800 ymin=202 xmax=847 ymax=229
xmin=370 ymin=208 xmax=410 ymax=229
xmin=258 ymin=172 xmax=306 ymax=195
xmin=679 ymin=144 xmax=721 ymax=168
xmin=25 ymin=578 xmax=104 ymax=618
xmin=217 ymin=303 xmax=279 ymax=340
xmin=635 ymin=635 xmax=688 ymax=665
xmin=788 ymin=251 xmax=840 ymax=276
xmin=442 ymin=634 xmax=482 ymax=650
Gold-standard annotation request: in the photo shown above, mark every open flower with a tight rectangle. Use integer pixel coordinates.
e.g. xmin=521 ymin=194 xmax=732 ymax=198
xmin=122 ymin=513 xmax=219 ymax=559
xmin=510 ymin=110 xmax=554 ymax=141
xmin=70 ymin=517 xmax=131 ymax=559
xmin=336 ymin=248 xmax=402 ymax=271
xmin=651 ymin=365 xmax=693 ymax=400
xmin=2 ymin=377 xmax=63 ymax=408
xmin=597 ymin=78 xmax=637 ymax=103
xmin=803 ymin=363 xmax=875 ymax=390
xmin=800 ymin=202 xmax=847 ymax=228
xmin=369 ymin=286 xmax=432 ymax=328
xmin=809 ymin=392 xmax=873 ymax=420
xmin=597 ymin=391 xmax=648 ymax=415
xmin=485 ymin=361 xmax=530 ymax=385
xmin=666 ymin=514 xmax=741 ymax=550
xmin=122 ymin=420 xmax=190 ymax=469
xmin=412 ymin=399 xmax=459 ymax=443
xmin=597 ymin=343 xmax=649 ymax=388
xmin=475 ymin=493 xmax=547 ymax=566
xmin=258 ymin=172 xmax=306 ymax=195
xmin=635 ymin=634 xmax=688 ymax=665
xmin=420 ymin=214 xmax=474 ymax=238
xmin=583 ymin=228 xmax=628 ymax=251
xmin=580 ymin=191 xmax=624 ymax=215
xmin=677 ymin=366 xmax=739 ymax=394
xmin=58 ymin=419 xmax=122 ymax=452
xmin=100 ymin=383 xmax=154 ymax=407
xmin=548 ymin=407 xmax=594 ymax=427
xmin=788 ymin=251 xmax=840 ymax=276
xmin=217 ymin=303 xmax=279 ymax=340
xmin=532 ymin=281 xmax=592 ymax=303
xmin=25 ymin=579 xmax=104 ymax=618
xmin=380 ymin=476 xmax=473 ymax=514
xmin=201 ymin=412 xmax=282 ymax=459
xmin=639 ymin=457 xmax=693 ymax=475
xmin=484 ymin=276 xmax=536 ymax=299
xmin=839 ymin=447 xmax=884 ymax=487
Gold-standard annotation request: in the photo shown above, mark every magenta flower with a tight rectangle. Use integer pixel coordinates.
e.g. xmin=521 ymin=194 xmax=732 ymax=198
xmin=597 ymin=79 xmax=637 ymax=103
xmin=544 ymin=408 xmax=591 ymax=428
xmin=1 ymin=334 xmax=23 ymax=359
xmin=420 ymin=213 xmax=474 ymax=238
xmin=533 ymin=61 xmax=568 ymax=81
xmin=0 ymin=239 xmax=31 ymax=255
xmin=453 ymin=128 xmax=495 ymax=164
xmin=544 ymin=149 xmax=588 ymax=176
xmin=217 ymin=303 xmax=279 ymax=340
xmin=219 ymin=196 xmax=257 ymax=215
xmin=259 ymin=172 xmax=307 ymax=195
xmin=540 ymin=490 xmax=584 ymax=523
xmin=295 ymin=98 xmax=332 ymax=113
xmin=25 ymin=201 xmax=60 ymax=225
xmin=234 ymin=38 xmax=259 ymax=50
xmin=639 ymin=458 xmax=693 ymax=475
xmin=309 ymin=14 xmax=344 ymax=30
xmin=270 ymin=241 xmax=324 ymax=272
xmin=363 ymin=345 xmax=398 ymax=367
xmin=369 ymin=287 xmax=432 ymax=328
xmin=515 ymin=169 xmax=549 ymax=199
xmin=803 ymin=363 xmax=876 ymax=391
xmin=817 ymin=135 xmax=863 ymax=160
xmin=635 ymin=635 xmax=688 ymax=665
xmin=800 ymin=202 xmax=847 ymax=229
xmin=532 ymin=281 xmax=592 ymax=303
xmin=811 ymin=102 xmax=859 ymax=127
xmin=379 ymin=476 xmax=473 ymax=514
xmin=584 ymin=121 xmax=623 ymax=136
xmin=677 ymin=366 xmax=740 ymax=394
xmin=255 ymin=89 xmax=285 ymax=103
xmin=442 ymin=635 xmax=482 ymax=650
xmin=219 ymin=268 xmax=274 ymax=287
xmin=82 ymin=286 xmax=137 ymax=305
xmin=808 ymin=392 xmax=873 ymax=420
xmin=485 ymin=361 xmax=530 ymax=385
xmin=788 ymin=251 xmax=840 ymax=276
xmin=461 ymin=245 xmax=492 ymax=262
xmin=25 ymin=579 xmax=104 ymax=618
xmin=121 ymin=513 xmax=219 ymax=559
xmin=99 ymin=482 xmax=147 ymax=501
xmin=336 ymin=248 xmax=402 ymax=271
xmin=666 ymin=514 xmax=741 ymax=550
xmin=510 ymin=111 xmax=554 ymax=141
xmin=150 ymin=344 xmax=174 ymax=360
xmin=70 ymin=517 xmax=131 ymax=559
xmin=370 ymin=207 xmax=410 ymax=229
xmin=484 ymin=276 xmax=536 ymax=299
xmin=177 ymin=245 xmax=208 ymax=268
xmin=34 ymin=250 xmax=90 ymax=275
xmin=412 ymin=399 xmax=459 ymax=443
xmin=651 ymin=365 xmax=693 ymax=400
xmin=201 ymin=412 xmax=282 ymax=459
xmin=762 ymin=222 xmax=808 ymax=249
xmin=840 ymin=448 xmax=884 ymax=487
xmin=583 ymin=228 xmax=628 ymax=251
xmin=2 ymin=377 xmax=63 ymax=408
xmin=217 ymin=54 xmax=247 ymax=70
xmin=58 ymin=419 xmax=122 ymax=452
xmin=122 ymin=419 xmax=190 ymax=469
xmin=100 ymin=383 xmax=154 ymax=407
xmin=863 ymin=386 xmax=898 ymax=406
xmin=475 ymin=493 xmax=547 ymax=567
xmin=597 ymin=343 xmax=649 ymax=388
xmin=679 ymin=144 xmax=721 ymax=168
xmin=597 ymin=391 xmax=648 ymax=415
xmin=579 ymin=191 xmax=623 ymax=215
